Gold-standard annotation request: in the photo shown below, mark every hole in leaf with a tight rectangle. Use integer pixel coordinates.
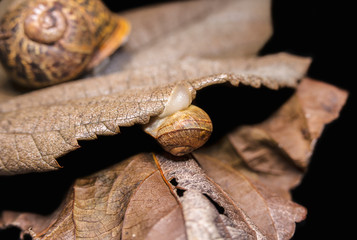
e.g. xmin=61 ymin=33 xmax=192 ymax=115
xmin=204 ymin=194 xmax=225 ymax=214
xmin=176 ymin=188 xmax=186 ymax=197
xmin=169 ymin=178 xmax=178 ymax=186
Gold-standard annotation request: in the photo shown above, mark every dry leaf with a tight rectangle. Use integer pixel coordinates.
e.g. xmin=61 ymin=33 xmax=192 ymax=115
xmin=0 ymin=153 xmax=300 ymax=240
xmin=102 ymin=0 xmax=272 ymax=73
xmin=229 ymin=78 xmax=348 ymax=170
xmin=0 ymin=79 xmax=347 ymax=239
xmin=0 ymin=53 xmax=310 ymax=175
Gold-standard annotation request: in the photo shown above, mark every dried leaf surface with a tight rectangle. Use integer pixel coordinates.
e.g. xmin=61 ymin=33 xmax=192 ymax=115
xmin=102 ymin=0 xmax=272 ymax=73
xmin=229 ymin=78 xmax=348 ymax=170
xmin=194 ymin=144 xmax=306 ymax=240
xmin=0 ymin=53 xmax=311 ymax=175
xmin=0 ymin=54 xmax=310 ymax=113
xmin=0 ymin=153 xmax=301 ymax=240
xmin=0 ymin=79 xmax=347 ymax=239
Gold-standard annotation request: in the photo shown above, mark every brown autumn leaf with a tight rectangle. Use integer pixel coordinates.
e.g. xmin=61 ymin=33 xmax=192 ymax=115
xmin=229 ymin=78 xmax=349 ymax=171
xmin=0 ymin=0 xmax=312 ymax=175
xmin=0 ymin=54 xmax=310 ymax=175
xmin=0 ymin=154 xmax=302 ymax=240
xmin=0 ymin=78 xmax=347 ymax=239
xmin=101 ymin=0 xmax=273 ymax=74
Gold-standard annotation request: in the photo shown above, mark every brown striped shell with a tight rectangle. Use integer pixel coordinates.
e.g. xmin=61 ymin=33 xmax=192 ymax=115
xmin=0 ymin=0 xmax=130 ymax=88
xmin=144 ymin=105 xmax=213 ymax=156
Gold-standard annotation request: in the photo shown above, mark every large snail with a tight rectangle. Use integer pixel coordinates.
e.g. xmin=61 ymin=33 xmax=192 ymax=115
xmin=144 ymin=84 xmax=213 ymax=156
xmin=0 ymin=0 xmax=130 ymax=88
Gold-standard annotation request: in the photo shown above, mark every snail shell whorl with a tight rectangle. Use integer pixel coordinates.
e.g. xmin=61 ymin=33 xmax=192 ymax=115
xmin=145 ymin=105 xmax=213 ymax=156
xmin=24 ymin=2 xmax=67 ymax=44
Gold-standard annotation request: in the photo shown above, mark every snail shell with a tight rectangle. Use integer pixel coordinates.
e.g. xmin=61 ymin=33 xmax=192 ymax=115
xmin=144 ymin=105 xmax=213 ymax=156
xmin=0 ymin=0 xmax=130 ymax=88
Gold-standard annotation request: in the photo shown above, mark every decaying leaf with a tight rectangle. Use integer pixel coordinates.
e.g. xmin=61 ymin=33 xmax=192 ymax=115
xmin=229 ymin=78 xmax=348 ymax=170
xmin=102 ymin=0 xmax=272 ymax=73
xmin=0 ymin=153 xmax=298 ymax=240
xmin=0 ymin=78 xmax=347 ymax=239
xmin=0 ymin=53 xmax=310 ymax=175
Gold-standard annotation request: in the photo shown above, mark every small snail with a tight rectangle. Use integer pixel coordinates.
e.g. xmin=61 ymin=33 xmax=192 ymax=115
xmin=143 ymin=84 xmax=213 ymax=156
xmin=144 ymin=105 xmax=213 ymax=156
xmin=0 ymin=0 xmax=130 ymax=88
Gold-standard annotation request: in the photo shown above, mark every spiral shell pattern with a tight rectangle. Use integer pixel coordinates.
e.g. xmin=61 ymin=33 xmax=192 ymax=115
xmin=24 ymin=2 xmax=67 ymax=44
xmin=144 ymin=105 xmax=213 ymax=156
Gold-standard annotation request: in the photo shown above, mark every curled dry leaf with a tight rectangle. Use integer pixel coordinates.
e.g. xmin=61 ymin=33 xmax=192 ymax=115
xmin=229 ymin=78 xmax=348 ymax=170
xmin=0 ymin=79 xmax=347 ymax=239
xmin=0 ymin=53 xmax=311 ymax=175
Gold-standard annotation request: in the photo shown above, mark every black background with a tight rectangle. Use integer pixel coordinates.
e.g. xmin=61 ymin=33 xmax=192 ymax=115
xmin=0 ymin=0 xmax=355 ymax=239
xmin=262 ymin=1 xmax=354 ymax=239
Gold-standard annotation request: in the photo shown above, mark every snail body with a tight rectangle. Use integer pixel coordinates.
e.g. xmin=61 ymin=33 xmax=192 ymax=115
xmin=0 ymin=0 xmax=130 ymax=88
xmin=144 ymin=105 xmax=213 ymax=156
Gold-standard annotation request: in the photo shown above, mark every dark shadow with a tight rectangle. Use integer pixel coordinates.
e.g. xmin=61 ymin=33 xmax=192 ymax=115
xmin=194 ymin=84 xmax=294 ymax=145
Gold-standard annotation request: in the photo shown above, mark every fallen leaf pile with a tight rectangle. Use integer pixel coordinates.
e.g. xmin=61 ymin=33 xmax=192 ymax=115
xmin=0 ymin=0 xmax=348 ymax=239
